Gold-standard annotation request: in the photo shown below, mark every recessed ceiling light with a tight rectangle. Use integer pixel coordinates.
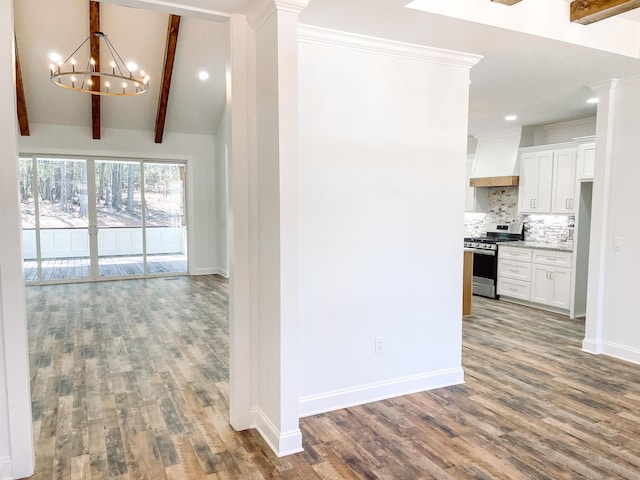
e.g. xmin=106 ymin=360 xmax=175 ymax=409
xmin=587 ymin=97 xmax=599 ymax=104
xmin=504 ymin=114 xmax=517 ymax=121
xmin=198 ymin=71 xmax=209 ymax=81
xmin=126 ymin=61 xmax=138 ymax=72
xmin=49 ymin=52 xmax=62 ymax=63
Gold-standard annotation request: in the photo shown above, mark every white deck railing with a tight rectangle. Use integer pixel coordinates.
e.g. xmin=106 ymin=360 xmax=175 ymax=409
xmin=22 ymin=226 xmax=187 ymax=259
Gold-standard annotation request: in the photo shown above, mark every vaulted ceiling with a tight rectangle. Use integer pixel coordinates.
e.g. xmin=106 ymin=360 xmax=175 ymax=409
xmin=13 ymin=0 xmax=640 ymax=140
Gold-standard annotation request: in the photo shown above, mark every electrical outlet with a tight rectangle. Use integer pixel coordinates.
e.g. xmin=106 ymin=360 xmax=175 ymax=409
xmin=614 ymin=236 xmax=624 ymax=251
xmin=375 ymin=336 xmax=384 ymax=354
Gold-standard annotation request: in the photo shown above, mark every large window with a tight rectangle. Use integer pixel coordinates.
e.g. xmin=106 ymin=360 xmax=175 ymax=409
xmin=20 ymin=155 xmax=188 ymax=283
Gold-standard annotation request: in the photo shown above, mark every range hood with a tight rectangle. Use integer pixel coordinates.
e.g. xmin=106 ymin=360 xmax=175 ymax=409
xmin=470 ymin=126 xmax=527 ymax=187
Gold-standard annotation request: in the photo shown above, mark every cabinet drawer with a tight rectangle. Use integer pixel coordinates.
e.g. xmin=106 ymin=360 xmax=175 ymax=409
xmin=532 ymin=250 xmax=573 ymax=268
xmin=498 ymin=260 xmax=532 ymax=282
xmin=497 ymin=278 xmax=531 ymax=301
xmin=499 ymin=246 xmax=532 ymax=262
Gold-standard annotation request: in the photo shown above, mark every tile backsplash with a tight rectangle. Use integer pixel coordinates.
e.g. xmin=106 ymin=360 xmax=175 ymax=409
xmin=523 ymin=214 xmax=574 ymax=246
xmin=464 ymin=187 xmax=575 ymax=247
xmin=487 ymin=187 xmax=519 ymax=223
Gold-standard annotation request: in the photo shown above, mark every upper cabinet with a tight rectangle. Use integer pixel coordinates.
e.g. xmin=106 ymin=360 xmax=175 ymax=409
xmin=576 ymin=139 xmax=595 ymax=180
xmin=551 ymin=149 xmax=578 ymax=214
xmin=518 ymin=150 xmax=553 ymax=213
xmin=518 ymin=145 xmax=577 ymax=215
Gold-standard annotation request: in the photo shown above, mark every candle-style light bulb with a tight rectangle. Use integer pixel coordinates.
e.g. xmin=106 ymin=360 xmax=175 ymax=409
xmin=87 ymin=79 xmax=93 ymax=86
xmin=71 ymin=75 xmax=76 ymax=88
xmin=49 ymin=63 xmax=55 ymax=76
xmin=70 ymin=58 xmax=76 ymax=72
xmin=105 ymin=81 xmax=110 ymax=93
xmin=90 ymin=57 xmax=96 ymax=72
xmin=110 ymin=60 xmax=116 ymax=75
xmin=122 ymin=81 xmax=127 ymax=94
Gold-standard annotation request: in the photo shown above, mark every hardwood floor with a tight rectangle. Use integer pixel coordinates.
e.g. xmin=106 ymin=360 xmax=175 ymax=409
xmin=26 ymin=277 xmax=640 ymax=479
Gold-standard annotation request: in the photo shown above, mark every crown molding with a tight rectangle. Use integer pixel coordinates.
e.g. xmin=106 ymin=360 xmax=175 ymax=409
xmin=248 ymin=0 xmax=309 ymax=31
xmin=298 ymin=25 xmax=482 ymax=68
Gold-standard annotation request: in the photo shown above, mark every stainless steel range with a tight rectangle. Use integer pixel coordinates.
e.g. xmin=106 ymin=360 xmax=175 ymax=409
xmin=464 ymin=223 xmax=523 ymax=299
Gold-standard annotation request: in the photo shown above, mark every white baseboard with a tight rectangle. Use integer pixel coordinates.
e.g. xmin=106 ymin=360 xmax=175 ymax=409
xmin=255 ymin=409 xmax=303 ymax=457
xmin=582 ymin=338 xmax=601 ymax=354
xmin=1 ymin=457 xmax=13 ymax=480
xmin=582 ymin=338 xmax=640 ymax=365
xmin=299 ymin=367 xmax=464 ymax=418
xmin=601 ymin=341 xmax=640 ymax=365
xmin=190 ymin=267 xmax=228 ymax=277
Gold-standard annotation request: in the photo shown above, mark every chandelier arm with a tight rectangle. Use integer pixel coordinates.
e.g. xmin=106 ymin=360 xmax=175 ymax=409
xmin=102 ymin=35 xmax=131 ymax=77
xmin=61 ymin=35 xmax=92 ymax=65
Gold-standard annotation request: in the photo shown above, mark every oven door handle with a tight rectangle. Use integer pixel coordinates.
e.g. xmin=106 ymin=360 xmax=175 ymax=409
xmin=470 ymin=249 xmax=496 ymax=256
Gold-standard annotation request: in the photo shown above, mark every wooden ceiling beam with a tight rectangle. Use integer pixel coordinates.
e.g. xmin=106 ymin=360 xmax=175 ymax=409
xmin=155 ymin=15 xmax=181 ymax=144
xmin=571 ymin=0 xmax=640 ymax=24
xmin=90 ymin=1 xmax=101 ymax=140
xmin=491 ymin=0 xmax=523 ymax=5
xmin=14 ymin=37 xmax=30 ymax=136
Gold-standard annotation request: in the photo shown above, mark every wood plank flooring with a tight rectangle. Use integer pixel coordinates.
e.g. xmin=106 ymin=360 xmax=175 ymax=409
xmin=26 ymin=278 xmax=640 ymax=479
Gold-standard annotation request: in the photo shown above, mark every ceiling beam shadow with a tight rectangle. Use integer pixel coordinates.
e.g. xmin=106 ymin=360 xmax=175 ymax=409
xmin=15 ymin=37 xmax=30 ymax=136
xmin=155 ymin=15 xmax=181 ymax=144
xmin=90 ymin=0 xmax=101 ymax=139
xmin=571 ymin=0 xmax=640 ymax=24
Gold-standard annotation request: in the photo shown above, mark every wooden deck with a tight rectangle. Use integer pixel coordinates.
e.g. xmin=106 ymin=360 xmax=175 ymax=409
xmin=23 ymin=253 xmax=187 ymax=282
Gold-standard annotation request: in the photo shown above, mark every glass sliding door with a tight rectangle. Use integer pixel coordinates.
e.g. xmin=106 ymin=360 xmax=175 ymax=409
xmin=21 ymin=157 xmax=91 ymax=282
xmin=19 ymin=155 xmax=188 ymax=284
xmin=144 ymin=163 xmax=188 ymax=274
xmin=95 ymin=160 xmax=143 ymax=277
xmin=20 ymin=157 xmax=38 ymax=282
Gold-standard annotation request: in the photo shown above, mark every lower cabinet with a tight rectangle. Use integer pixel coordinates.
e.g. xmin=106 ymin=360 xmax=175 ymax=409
xmin=531 ymin=265 xmax=572 ymax=309
xmin=498 ymin=246 xmax=573 ymax=313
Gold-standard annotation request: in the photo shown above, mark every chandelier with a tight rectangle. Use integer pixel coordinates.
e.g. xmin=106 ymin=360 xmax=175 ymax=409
xmin=49 ymin=31 xmax=149 ymax=96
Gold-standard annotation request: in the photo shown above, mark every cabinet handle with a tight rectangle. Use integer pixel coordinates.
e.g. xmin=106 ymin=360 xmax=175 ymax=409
xmin=545 ymin=257 xmax=557 ymax=262
xmin=509 ymin=287 xmax=518 ymax=292
xmin=530 ymin=199 xmax=533 ymax=208
xmin=566 ymin=199 xmax=569 ymax=209
xmin=546 ymin=271 xmax=550 ymax=280
xmin=509 ymin=269 xmax=519 ymax=273
xmin=534 ymin=199 xmax=537 ymax=209
xmin=550 ymin=271 xmax=554 ymax=280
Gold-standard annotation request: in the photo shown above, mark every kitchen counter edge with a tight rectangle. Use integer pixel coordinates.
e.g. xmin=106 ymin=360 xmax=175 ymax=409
xmin=499 ymin=241 xmax=573 ymax=253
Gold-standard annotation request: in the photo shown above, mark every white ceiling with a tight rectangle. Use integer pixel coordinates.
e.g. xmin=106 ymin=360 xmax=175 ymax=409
xmin=14 ymin=0 xmax=640 ymax=139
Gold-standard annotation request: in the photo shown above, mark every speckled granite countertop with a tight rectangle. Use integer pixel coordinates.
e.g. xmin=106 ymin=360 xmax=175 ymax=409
xmin=499 ymin=241 xmax=573 ymax=253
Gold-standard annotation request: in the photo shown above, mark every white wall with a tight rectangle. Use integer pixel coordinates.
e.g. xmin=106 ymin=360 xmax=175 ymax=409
xmin=298 ymin=27 xmax=480 ymax=415
xmin=0 ymin=0 xmax=35 ymax=477
xmin=584 ymin=76 xmax=640 ymax=363
xmin=19 ymin=124 xmax=223 ymax=275
xmin=527 ymin=117 xmax=596 ymax=146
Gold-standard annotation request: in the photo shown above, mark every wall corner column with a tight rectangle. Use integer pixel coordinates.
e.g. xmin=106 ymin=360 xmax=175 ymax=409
xmin=247 ymin=0 xmax=308 ymax=457
xmin=583 ymin=79 xmax=618 ymax=355
xmin=0 ymin=0 xmax=35 ymax=477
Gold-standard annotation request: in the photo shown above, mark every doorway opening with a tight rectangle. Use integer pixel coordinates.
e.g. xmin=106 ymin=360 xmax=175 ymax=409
xmin=20 ymin=155 xmax=188 ymax=284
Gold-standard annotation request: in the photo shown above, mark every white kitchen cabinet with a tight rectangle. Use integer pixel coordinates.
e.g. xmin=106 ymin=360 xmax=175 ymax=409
xmin=497 ymin=246 xmax=533 ymax=300
xmin=531 ymin=265 xmax=572 ymax=310
xmin=498 ymin=246 xmax=573 ymax=313
xmin=518 ymin=151 xmax=553 ymax=213
xmin=551 ymin=149 xmax=577 ymax=214
xmin=518 ymin=145 xmax=578 ymax=215
xmin=576 ymin=141 xmax=595 ymax=180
